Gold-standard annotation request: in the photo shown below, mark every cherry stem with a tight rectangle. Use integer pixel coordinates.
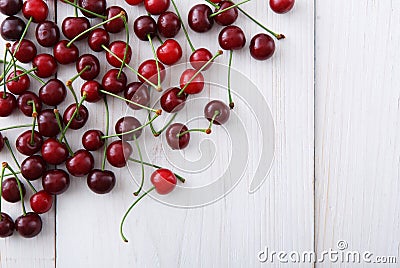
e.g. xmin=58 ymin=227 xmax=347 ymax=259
xmin=147 ymin=34 xmax=161 ymax=88
xmin=118 ymin=14 xmax=129 ymax=79
xmin=54 ymin=109 xmax=73 ymax=156
xmin=0 ymin=165 xmax=5 ymax=220
xmin=73 ymin=0 xmax=78 ymax=17
xmin=149 ymin=112 xmax=177 ymax=137
xmin=120 ymin=186 xmax=155 ymax=242
xmin=209 ymin=0 xmax=251 ymax=17
xmin=0 ymin=67 xmax=37 ymax=87
xmin=0 ymin=60 xmax=45 ymax=85
xmin=27 ymin=100 xmax=37 ymax=145
xmin=6 ymin=48 xmax=17 ymax=77
xmin=2 ymin=45 xmax=8 ymax=98
xmin=171 ymin=0 xmax=195 ymax=52
xmin=70 ymin=65 xmax=91 ymax=85
xmin=5 ymin=163 xmax=27 ymax=215
xmin=156 ymin=35 xmax=164 ymax=44
xmin=208 ymin=110 xmax=219 ymax=129
xmin=228 ymin=50 xmax=234 ymax=109
xmin=128 ymin=158 xmax=185 ymax=183
xmin=178 ymin=50 xmax=223 ymax=96
xmin=66 ymin=81 xmax=79 ymax=106
xmin=63 ymin=0 xmax=107 ymax=19
xmin=0 ymin=123 xmax=33 ymax=132
xmin=133 ymin=136 xmax=145 ymax=196
xmin=99 ymin=89 xmax=161 ymax=114
xmin=59 ymin=94 xmax=86 ymax=143
xmin=101 ymin=45 xmax=161 ymax=91
xmin=101 ymin=97 xmax=109 ymax=171
xmin=178 ymin=128 xmax=211 ymax=137
xmin=205 ymin=0 xmax=219 ymax=7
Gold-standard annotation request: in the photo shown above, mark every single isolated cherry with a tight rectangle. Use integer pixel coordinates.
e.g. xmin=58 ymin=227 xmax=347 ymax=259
xmin=82 ymin=129 xmax=104 ymax=151
xmin=0 ymin=213 xmax=15 ymax=238
xmin=115 ymin=116 xmax=142 ymax=141
xmin=17 ymin=91 xmax=42 ymax=116
xmin=22 ymin=0 xmax=48 ymax=22
xmin=204 ymin=100 xmax=230 ymax=125
xmin=76 ymin=54 xmax=100 ymax=80
xmin=39 ymin=79 xmax=67 ymax=106
xmin=62 ymin=103 xmax=89 ymax=130
xmin=157 ymin=11 xmax=180 ymax=38
xmin=6 ymin=70 xmax=30 ymax=95
xmin=0 ymin=0 xmax=22 ymax=16
xmin=188 ymin=4 xmax=214 ymax=33
xmin=270 ymin=0 xmax=295 ymax=14
xmin=102 ymin=69 xmax=127 ymax=94
xmin=218 ymin=25 xmax=246 ymax=50
xmin=11 ymin=39 xmax=37 ymax=63
xmin=78 ymin=0 xmax=106 ymax=18
xmin=103 ymin=6 xmax=127 ymax=34
xmin=41 ymin=138 xmax=69 ymax=165
xmin=190 ymin=48 xmax=213 ymax=70
xmin=35 ymin=21 xmax=60 ymax=47
xmin=150 ymin=168 xmax=177 ymax=195
xmin=144 ymin=0 xmax=170 ymax=15
xmin=137 ymin=59 xmax=166 ymax=85
xmin=30 ymin=190 xmax=53 ymax=214
xmin=106 ymin=140 xmax=133 ymax=168
xmin=21 ymin=155 xmax=47 ymax=181
xmin=53 ymin=40 xmax=79 ymax=65
xmin=106 ymin=41 xmax=132 ymax=68
xmin=42 ymin=169 xmax=70 ymax=195
xmin=214 ymin=1 xmax=239 ymax=26
xmin=165 ymin=123 xmax=190 ymax=150
xmin=37 ymin=109 xmax=60 ymax=137
xmin=156 ymin=39 xmax=182 ymax=65
xmin=88 ymin=28 xmax=109 ymax=52
xmin=87 ymin=169 xmax=116 ymax=194
xmin=66 ymin=149 xmax=94 ymax=177
xmin=124 ymin=82 xmax=150 ymax=110
xmin=249 ymin=33 xmax=275 ymax=60
xmin=0 ymin=16 xmax=25 ymax=41
xmin=1 ymin=177 xmax=26 ymax=203
xmin=32 ymin=54 xmax=58 ymax=78
xmin=160 ymin=87 xmax=187 ymax=113
xmin=62 ymin=17 xmax=90 ymax=41
xmin=133 ymin=15 xmax=157 ymax=41
xmin=81 ymin=80 xmax=103 ymax=103
xmin=180 ymin=69 xmax=205 ymax=94
xmin=15 ymin=212 xmax=42 ymax=238
xmin=16 ymin=130 xmax=43 ymax=156
xmin=0 ymin=92 xmax=17 ymax=117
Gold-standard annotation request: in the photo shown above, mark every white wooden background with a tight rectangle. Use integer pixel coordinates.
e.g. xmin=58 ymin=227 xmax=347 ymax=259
xmin=0 ymin=0 xmax=399 ymax=267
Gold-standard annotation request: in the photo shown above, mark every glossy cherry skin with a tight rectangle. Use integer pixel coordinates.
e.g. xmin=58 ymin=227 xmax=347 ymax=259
xmin=82 ymin=129 xmax=104 ymax=151
xmin=102 ymin=69 xmax=127 ymax=94
xmin=156 ymin=39 xmax=182 ymax=65
xmin=180 ymin=69 xmax=205 ymax=94
xmin=16 ymin=130 xmax=43 ymax=156
xmin=21 ymin=155 xmax=47 ymax=181
xmin=160 ymin=87 xmax=187 ymax=113
xmin=214 ymin=1 xmax=238 ymax=26
xmin=103 ymin=6 xmax=127 ymax=34
xmin=78 ymin=0 xmax=106 ymax=18
xmin=62 ymin=17 xmax=90 ymax=41
xmin=124 ymin=82 xmax=150 ymax=110
xmin=42 ymin=169 xmax=70 ymax=195
xmin=0 ymin=213 xmax=14 ymax=237
xmin=1 ymin=177 xmax=26 ymax=203
xmin=88 ymin=28 xmax=109 ymax=52
xmin=81 ymin=80 xmax=103 ymax=103
xmin=22 ymin=0 xmax=48 ymax=22
xmin=249 ymin=33 xmax=275 ymax=60
xmin=106 ymin=140 xmax=133 ymax=168
xmin=218 ymin=25 xmax=246 ymax=50
xmin=6 ymin=70 xmax=30 ymax=95
xmin=41 ymin=138 xmax=69 ymax=165
xmin=33 ymin=54 xmax=58 ymax=78
xmin=188 ymin=4 xmax=214 ymax=33
xmin=204 ymin=100 xmax=230 ymax=125
xmin=0 ymin=16 xmax=25 ymax=41
xmin=190 ymin=48 xmax=213 ymax=70
xmin=125 ymin=0 xmax=143 ymax=5
xmin=133 ymin=15 xmax=157 ymax=41
xmin=63 ymin=103 xmax=89 ymax=130
xmin=151 ymin=168 xmax=177 ymax=194
xmin=0 ymin=0 xmax=22 ymax=16
xmin=0 ymin=93 xmax=17 ymax=117
xmin=165 ymin=123 xmax=190 ymax=150
xmin=76 ymin=54 xmax=100 ymax=80
xmin=39 ymin=79 xmax=67 ymax=106
xmin=144 ymin=0 xmax=170 ymax=15
xmin=137 ymin=59 xmax=166 ymax=85
xmin=66 ymin=149 xmax=94 ymax=177
xmin=15 ymin=212 xmax=42 ymax=238
xmin=17 ymin=91 xmax=42 ymax=117
xmin=36 ymin=21 xmax=60 ymax=47
xmin=30 ymin=190 xmax=53 ymax=214
xmin=37 ymin=109 xmax=60 ymax=137
xmin=53 ymin=40 xmax=79 ymax=65
xmin=270 ymin=0 xmax=295 ymax=14
xmin=106 ymin=41 xmax=132 ymax=68
xmin=87 ymin=169 xmax=116 ymax=194
xmin=115 ymin=116 xmax=142 ymax=141
xmin=11 ymin=39 xmax=37 ymax=63
xmin=157 ymin=11 xmax=180 ymax=38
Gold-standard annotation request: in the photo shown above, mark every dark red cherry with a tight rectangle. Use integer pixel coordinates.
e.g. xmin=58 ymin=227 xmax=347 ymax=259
xmin=218 ymin=25 xmax=246 ymax=50
xmin=106 ymin=41 xmax=132 ymax=68
xmin=137 ymin=59 xmax=166 ymax=85
xmin=157 ymin=11 xmax=180 ymax=38
xmin=0 ymin=16 xmax=25 ymax=41
xmin=62 ymin=103 xmax=89 ymax=130
xmin=270 ymin=0 xmax=295 ymax=14
xmin=32 ymin=53 xmax=58 ymax=78
xmin=0 ymin=213 xmax=14 ymax=238
xmin=42 ymin=169 xmax=70 ymax=195
xmin=115 ymin=116 xmax=142 ymax=141
xmin=78 ymin=0 xmax=106 ymax=18
xmin=15 ymin=212 xmax=42 ymax=238
xmin=214 ymin=1 xmax=238 ymax=26
xmin=35 ymin=21 xmax=60 ymax=47
xmin=87 ymin=169 xmax=116 ymax=194
xmin=102 ymin=69 xmax=127 ymax=94
xmin=204 ymin=100 xmax=230 ymax=125
xmin=103 ymin=6 xmax=127 ymax=34
xmin=0 ymin=0 xmax=22 ymax=16
xmin=11 ymin=39 xmax=37 ymax=63
xmin=22 ymin=0 xmax=48 ymax=22
xmin=16 ymin=130 xmax=43 ymax=156
xmin=124 ymin=82 xmax=150 ymax=110
xmin=190 ymin=48 xmax=213 ymax=70
xmin=66 ymin=149 xmax=94 ymax=177
xmin=179 ymin=69 xmax=205 ymax=94
xmin=39 ymin=79 xmax=67 ymax=106
xmin=17 ymin=91 xmax=42 ymax=116
xmin=41 ymin=138 xmax=69 ymax=165
xmin=0 ymin=92 xmax=17 ymax=117
xmin=188 ymin=4 xmax=214 ymax=33
xmin=156 ymin=39 xmax=182 ymax=65
xmin=150 ymin=168 xmax=177 ymax=195
xmin=6 ymin=70 xmax=30 ymax=95
xmin=133 ymin=15 xmax=157 ymax=41
xmin=30 ymin=190 xmax=52 ymax=214
xmin=249 ymin=33 xmax=275 ymax=60
xmin=82 ymin=129 xmax=104 ymax=151
xmin=165 ymin=123 xmax=190 ymax=150
xmin=81 ymin=80 xmax=103 ymax=103
xmin=106 ymin=140 xmax=133 ymax=168
xmin=21 ymin=155 xmax=47 ymax=181
xmin=62 ymin=17 xmax=90 ymax=41
xmin=53 ymin=40 xmax=79 ymax=65
xmin=88 ymin=28 xmax=109 ymax=52
xmin=144 ymin=0 xmax=170 ymax=15
xmin=1 ymin=177 xmax=26 ymax=203
xmin=125 ymin=0 xmax=143 ymax=5
xmin=160 ymin=87 xmax=186 ymax=113
xmin=37 ymin=109 xmax=60 ymax=137
xmin=76 ymin=54 xmax=100 ymax=80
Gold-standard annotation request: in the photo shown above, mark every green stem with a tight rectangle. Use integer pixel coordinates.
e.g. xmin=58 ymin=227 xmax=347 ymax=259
xmin=228 ymin=50 xmax=234 ymax=109
xmin=147 ymin=34 xmax=161 ymax=88
xmin=178 ymin=128 xmax=209 ymax=137
xmin=156 ymin=35 xmax=164 ymax=44
xmin=0 ymin=60 xmax=45 ymax=85
xmin=0 ymin=166 xmax=6 ymax=220
xmin=149 ymin=112 xmax=177 ymax=136
xmin=67 ymin=82 xmax=79 ymax=105
xmin=27 ymin=100 xmax=37 ymax=145
xmin=59 ymin=95 xmax=86 ymax=142
xmin=69 ymin=65 xmax=90 ymax=84
xmin=0 ymin=124 xmax=33 ymax=132
xmin=133 ymin=136 xmax=145 ymax=196
xmin=101 ymin=97 xmax=109 ymax=171
xmin=63 ymin=0 xmax=107 ymax=19
xmin=118 ymin=15 xmax=129 ymax=79
xmin=171 ymin=0 xmax=195 ymax=52
xmin=0 ymin=67 xmax=37 ymax=86
xmin=54 ymin=109 xmax=73 ymax=156
xmin=128 ymin=158 xmax=185 ymax=183
xmin=208 ymin=110 xmax=219 ymax=129
xmin=74 ymin=0 xmax=78 ymax=17
xmin=3 ymin=171 xmax=21 ymax=177
xmin=209 ymin=0 xmax=251 ymax=17
xmin=6 ymin=164 xmax=27 ymax=215
xmin=7 ymin=48 xmax=17 ymax=77
xmin=205 ymin=0 xmax=218 ymax=8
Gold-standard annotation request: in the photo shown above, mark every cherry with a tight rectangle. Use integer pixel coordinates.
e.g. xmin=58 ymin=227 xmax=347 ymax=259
xmin=102 ymin=69 xmax=127 ymax=94
xmin=62 ymin=17 xmax=90 ymax=41
xmin=204 ymin=100 xmax=230 ymax=125
xmin=21 ymin=155 xmax=47 ymax=181
xmin=150 ymin=168 xmax=177 ymax=195
xmin=41 ymin=138 xmax=69 ymax=165
xmin=0 ymin=133 xmax=4 ymax=152
xmin=62 ymin=103 xmax=89 ymax=130
xmin=42 ymin=169 xmax=70 ymax=195
xmin=133 ymin=15 xmax=157 ymax=41
xmin=0 ymin=0 xmax=22 ymax=16
xmin=39 ymin=79 xmax=67 ymax=106
xmin=32 ymin=54 xmax=58 ymax=78
xmin=15 ymin=212 xmax=42 ymax=238
xmin=156 ymin=39 xmax=182 ymax=65
xmin=0 ymin=16 xmax=25 ymax=41
xmin=124 ymin=82 xmax=150 ymax=110
xmin=179 ymin=69 xmax=205 ymax=94
xmin=6 ymin=70 xmax=30 ymax=95
xmin=53 ymin=40 xmax=79 ymax=65
xmin=78 ymin=0 xmax=106 ymax=18
xmin=157 ymin=11 xmax=181 ymax=38
xmin=87 ymin=169 xmax=116 ymax=194
xmin=214 ymin=1 xmax=238 ymax=26
xmin=76 ymin=54 xmax=100 ymax=80
xmin=249 ymin=33 xmax=275 ymax=60
xmin=37 ymin=109 xmax=60 ymax=137
xmin=35 ymin=21 xmax=60 ymax=47
xmin=160 ymin=87 xmax=186 ymax=113
xmin=115 ymin=116 xmax=142 ymax=141
xmin=1 ymin=177 xmax=26 ymax=203
xmin=103 ymin=6 xmax=127 ymax=34
xmin=125 ymin=0 xmax=143 ymax=5
xmin=270 ymin=0 xmax=295 ymax=14
xmin=190 ymin=48 xmax=213 ymax=70
xmin=165 ymin=123 xmax=190 ymax=150
xmin=81 ymin=80 xmax=103 ymax=103
xmin=137 ymin=59 xmax=166 ymax=85
xmin=17 ymin=91 xmax=42 ymax=116
xmin=16 ymin=130 xmax=43 ymax=156
xmin=11 ymin=39 xmax=37 ymax=63
xmin=0 ymin=92 xmax=17 ymax=117
xmin=82 ymin=129 xmax=104 ymax=151
xmin=0 ymin=213 xmax=14 ymax=237
xmin=218 ymin=25 xmax=246 ymax=50
xmin=210 ymin=0 xmax=222 ymax=2
xmin=88 ymin=28 xmax=109 ymax=52
xmin=66 ymin=149 xmax=94 ymax=177
xmin=22 ymin=0 xmax=48 ymax=23
xmin=106 ymin=41 xmax=132 ymax=68
xmin=188 ymin=4 xmax=214 ymax=33
xmin=30 ymin=190 xmax=52 ymax=214
xmin=106 ymin=140 xmax=133 ymax=168
xmin=144 ymin=0 xmax=170 ymax=15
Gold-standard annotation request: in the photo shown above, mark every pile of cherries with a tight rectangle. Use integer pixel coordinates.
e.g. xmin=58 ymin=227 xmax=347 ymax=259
xmin=0 ymin=0 xmax=294 ymax=241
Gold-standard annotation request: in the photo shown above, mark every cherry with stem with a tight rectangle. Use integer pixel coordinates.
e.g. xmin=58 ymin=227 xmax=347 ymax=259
xmin=209 ymin=0 xmax=251 ymax=18
xmin=4 ymin=162 xmax=27 ymax=215
xmin=149 ymin=112 xmax=177 ymax=137
xmin=0 ymin=60 xmax=45 ymax=86
xmin=177 ymin=111 xmax=218 ymax=137
xmin=170 ymin=0 xmax=195 ymax=52
xmin=128 ymin=158 xmax=185 ymax=183
xmin=63 ymin=0 xmax=107 ymax=19
xmin=59 ymin=93 xmax=87 ymax=143
xmin=54 ymin=109 xmax=73 ymax=156
xmin=147 ymin=34 xmax=161 ymax=89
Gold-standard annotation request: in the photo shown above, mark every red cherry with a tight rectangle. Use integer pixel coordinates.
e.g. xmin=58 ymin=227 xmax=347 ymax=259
xmin=125 ymin=0 xmax=143 ymax=5
xmin=11 ymin=39 xmax=37 ymax=63
xmin=0 ymin=0 xmax=22 ymax=16
xmin=16 ymin=130 xmax=43 ymax=156
xmin=82 ymin=129 xmax=104 ymax=151
xmin=160 ymin=87 xmax=187 ymax=113
xmin=32 ymin=53 xmax=58 ymax=78
xmin=6 ymin=70 xmax=30 ymax=95
xmin=137 ymin=59 xmax=166 ymax=85
xmin=0 ymin=212 xmax=14 ymax=238
xmin=88 ymin=28 xmax=109 ymax=52
xmin=214 ymin=1 xmax=238 ymax=26
xmin=53 ymin=40 xmax=79 ymax=65
xmin=150 ymin=168 xmax=177 ymax=195
xmin=37 ymin=109 xmax=60 ymax=137
xmin=190 ymin=48 xmax=213 ymax=70
xmin=62 ymin=17 xmax=90 ymax=41
xmin=78 ymin=0 xmax=106 ymax=18
xmin=87 ymin=169 xmax=116 ymax=194
xmin=42 ymin=169 xmax=70 ymax=195
xmin=114 ymin=116 xmax=142 ymax=141
xmin=21 ymin=155 xmax=47 ymax=181
xmin=179 ymin=69 xmax=205 ymax=94
xmin=144 ymin=0 xmax=170 ymax=15
xmin=15 ymin=212 xmax=42 ymax=238
xmin=41 ymin=138 xmax=69 ymax=165
xmin=269 ymin=0 xmax=295 ymax=14
xmin=17 ymin=91 xmax=42 ymax=116
xmin=81 ymin=80 xmax=103 ymax=103
xmin=188 ymin=4 xmax=214 ymax=33
xmin=39 ymin=79 xmax=67 ymax=106
xmin=103 ymin=6 xmax=127 ymax=33
xmin=106 ymin=140 xmax=133 ymax=168
xmin=22 ymin=0 xmax=48 ymax=23
xmin=62 ymin=103 xmax=89 ymax=130
xmin=156 ymin=39 xmax=182 ymax=65
xmin=35 ymin=20 xmax=60 ymax=47
xmin=124 ymin=82 xmax=150 ymax=110
xmin=157 ymin=11 xmax=181 ymax=38
xmin=30 ymin=190 xmax=53 ymax=214
xmin=0 ymin=92 xmax=17 ymax=117
xmin=76 ymin=54 xmax=100 ymax=81
xmin=102 ymin=69 xmax=127 ymax=94
xmin=106 ymin=41 xmax=132 ymax=68
xmin=249 ymin=33 xmax=275 ymax=60
xmin=1 ymin=177 xmax=26 ymax=203
xmin=66 ymin=149 xmax=94 ymax=177
xmin=133 ymin=15 xmax=157 ymax=41
xmin=218 ymin=25 xmax=246 ymax=50
xmin=165 ymin=123 xmax=190 ymax=150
